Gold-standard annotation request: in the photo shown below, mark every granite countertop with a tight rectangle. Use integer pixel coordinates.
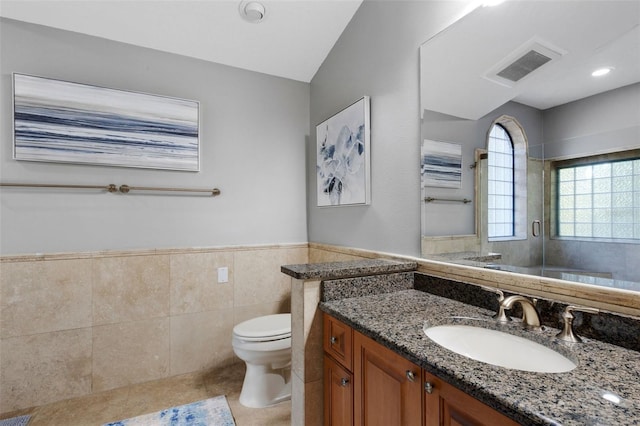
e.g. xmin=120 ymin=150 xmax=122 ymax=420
xmin=320 ymin=290 xmax=640 ymax=425
xmin=426 ymin=251 xmax=502 ymax=263
xmin=281 ymin=259 xmax=417 ymax=280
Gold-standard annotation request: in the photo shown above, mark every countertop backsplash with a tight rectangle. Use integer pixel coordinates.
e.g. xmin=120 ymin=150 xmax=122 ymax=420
xmin=414 ymin=273 xmax=640 ymax=352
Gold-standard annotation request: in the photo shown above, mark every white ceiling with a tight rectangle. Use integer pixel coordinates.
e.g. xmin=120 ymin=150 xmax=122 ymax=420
xmin=4 ymin=0 xmax=638 ymax=110
xmin=0 ymin=0 xmax=363 ymax=83
xmin=421 ymin=1 xmax=640 ymax=120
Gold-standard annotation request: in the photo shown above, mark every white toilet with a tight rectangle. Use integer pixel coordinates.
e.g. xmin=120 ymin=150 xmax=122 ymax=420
xmin=232 ymin=313 xmax=292 ymax=408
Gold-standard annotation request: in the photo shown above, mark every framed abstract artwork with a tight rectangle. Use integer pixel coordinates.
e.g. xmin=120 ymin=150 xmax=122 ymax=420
xmin=316 ymin=96 xmax=371 ymax=207
xmin=12 ymin=73 xmax=200 ymax=171
xmin=421 ymin=139 xmax=462 ymax=188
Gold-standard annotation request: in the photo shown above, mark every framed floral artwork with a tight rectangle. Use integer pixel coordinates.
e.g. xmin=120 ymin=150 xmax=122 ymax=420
xmin=316 ymin=96 xmax=371 ymax=206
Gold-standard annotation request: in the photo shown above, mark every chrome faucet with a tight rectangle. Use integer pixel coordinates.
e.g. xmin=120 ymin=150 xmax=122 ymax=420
xmin=500 ymin=295 xmax=542 ymax=330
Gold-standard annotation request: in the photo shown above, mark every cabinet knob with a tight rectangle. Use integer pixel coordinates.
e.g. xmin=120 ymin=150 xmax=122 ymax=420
xmin=424 ymin=382 xmax=434 ymax=394
xmin=340 ymin=377 xmax=350 ymax=387
xmin=330 ymin=336 xmax=337 ymax=344
xmin=406 ymin=370 xmax=416 ymax=382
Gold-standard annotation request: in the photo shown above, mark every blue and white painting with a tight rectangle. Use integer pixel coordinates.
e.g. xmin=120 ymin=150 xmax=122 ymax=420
xmin=421 ymin=140 xmax=462 ymax=188
xmin=316 ymin=96 xmax=370 ymax=206
xmin=13 ymin=74 xmax=199 ymax=171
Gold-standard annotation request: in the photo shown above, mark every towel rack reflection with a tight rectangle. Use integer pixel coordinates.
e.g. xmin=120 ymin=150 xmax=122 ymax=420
xmin=0 ymin=182 xmax=221 ymax=196
xmin=424 ymin=196 xmax=472 ymax=204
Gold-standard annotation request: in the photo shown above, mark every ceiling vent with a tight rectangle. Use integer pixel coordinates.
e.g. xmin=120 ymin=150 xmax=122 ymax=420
xmin=496 ymin=50 xmax=552 ymax=82
xmin=485 ymin=37 xmax=566 ymax=87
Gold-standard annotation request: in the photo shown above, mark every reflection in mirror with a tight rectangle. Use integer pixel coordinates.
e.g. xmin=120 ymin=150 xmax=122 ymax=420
xmin=419 ymin=1 xmax=640 ymax=292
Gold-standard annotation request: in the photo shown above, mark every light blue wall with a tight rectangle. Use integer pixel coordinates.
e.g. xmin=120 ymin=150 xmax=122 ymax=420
xmin=308 ymin=0 xmax=639 ymax=258
xmin=308 ymin=1 xmax=471 ymax=256
xmin=0 ymin=18 xmax=310 ymax=255
xmin=543 ymin=83 xmax=640 ymax=159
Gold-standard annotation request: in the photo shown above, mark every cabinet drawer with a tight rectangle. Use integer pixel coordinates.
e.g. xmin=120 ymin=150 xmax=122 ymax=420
xmin=424 ymin=371 xmax=520 ymax=426
xmin=323 ymin=313 xmax=353 ymax=370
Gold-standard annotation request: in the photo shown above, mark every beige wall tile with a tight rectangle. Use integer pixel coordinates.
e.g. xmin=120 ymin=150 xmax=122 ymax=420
xmin=285 ymin=246 xmax=309 ymax=266
xmin=93 ymin=318 xmax=170 ymax=392
xmin=308 ymin=248 xmax=362 ymax=263
xmin=291 ymin=374 xmax=323 ymax=426
xmin=291 ymin=279 xmax=321 ymax=382
xmin=93 ymin=255 xmax=170 ymax=325
xmin=0 ymin=328 xmax=92 ymax=412
xmin=291 ymin=372 xmax=305 ymax=426
xmin=169 ymin=252 xmax=234 ymax=315
xmin=0 ymin=244 xmax=307 ymax=411
xmin=234 ymin=247 xmax=306 ymax=307
xmin=0 ymin=259 xmax=92 ymax=338
xmin=170 ymin=309 xmax=236 ymax=376
xmin=291 ymin=279 xmax=305 ymax=380
xmin=303 ymin=284 xmax=323 ymax=383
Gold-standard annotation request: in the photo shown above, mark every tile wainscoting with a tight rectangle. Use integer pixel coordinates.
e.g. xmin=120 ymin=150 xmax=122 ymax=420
xmin=0 ymin=244 xmax=307 ymax=414
xmin=2 ymin=241 xmax=637 ymax=415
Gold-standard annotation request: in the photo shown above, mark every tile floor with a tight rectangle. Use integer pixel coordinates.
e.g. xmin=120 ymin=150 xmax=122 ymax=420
xmin=0 ymin=363 xmax=291 ymax=426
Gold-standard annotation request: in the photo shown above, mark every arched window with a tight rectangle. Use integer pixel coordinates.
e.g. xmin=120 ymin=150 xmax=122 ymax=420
xmin=487 ymin=124 xmax=515 ymax=238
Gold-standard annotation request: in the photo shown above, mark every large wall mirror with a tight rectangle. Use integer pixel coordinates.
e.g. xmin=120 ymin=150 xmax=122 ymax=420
xmin=420 ymin=1 xmax=640 ymax=294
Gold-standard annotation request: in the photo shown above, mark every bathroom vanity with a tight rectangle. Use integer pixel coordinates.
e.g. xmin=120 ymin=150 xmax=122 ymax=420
xmin=323 ymin=313 xmax=519 ymax=425
xmin=282 ymin=259 xmax=640 ymax=425
xmin=320 ymin=289 xmax=639 ymax=425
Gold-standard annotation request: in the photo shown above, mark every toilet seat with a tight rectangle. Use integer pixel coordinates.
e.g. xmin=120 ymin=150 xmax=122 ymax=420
xmin=233 ymin=314 xmax=291 ymax=342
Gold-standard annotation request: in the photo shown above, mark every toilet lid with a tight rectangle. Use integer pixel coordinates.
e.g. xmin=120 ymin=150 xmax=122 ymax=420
xmin=233 ymin=313 xmax=291 ymax=339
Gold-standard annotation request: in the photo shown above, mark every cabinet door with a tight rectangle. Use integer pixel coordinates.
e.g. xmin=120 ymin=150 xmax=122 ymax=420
xmin=324 ymin=313 xmax=353 ymax=371
xmin=324 ymin=355 xmax=354 ymax=426
xmin=353 ymin=331 xmax=422 ymax=426
xmin=423 ymin=372 xmax=520 ymax=426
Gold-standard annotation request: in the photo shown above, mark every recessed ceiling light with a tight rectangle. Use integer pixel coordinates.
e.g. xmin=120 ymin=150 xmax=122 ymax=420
xmin=239 ymin=1 xmax=266 ymax=24
xmin=592 ymin=67 xmax=613 ymax=77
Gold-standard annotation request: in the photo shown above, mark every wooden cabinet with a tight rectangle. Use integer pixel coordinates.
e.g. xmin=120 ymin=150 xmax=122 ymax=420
xmin=423 ymin=371 xmax=520 ymax=426
xmin=323 ymin=314 xmax=354 ymax=426
xmin=324 ymin=354 xmax=353 ymax=426
xmin=324 ymin=313 xmax=353 ymax=371
xmin=353 ymin=330 xmax=423 ymax=426
xmin=323 ymin=312 xmax=521 ymax=426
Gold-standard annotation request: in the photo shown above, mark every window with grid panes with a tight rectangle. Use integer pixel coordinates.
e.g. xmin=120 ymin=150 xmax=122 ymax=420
xmin=557 ymin=158 xmax=640 ymax=240
xmin=487 ymin=124 xmax=515 ymax=238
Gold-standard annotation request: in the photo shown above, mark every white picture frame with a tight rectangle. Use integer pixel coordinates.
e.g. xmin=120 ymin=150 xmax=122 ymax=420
xmin=316 ymin=96 xmax=371 ymax=206
xmin=421 ymin=139 xmax=462 ymax=188
xmin=13 ymin=73 xmax=200 ymax=171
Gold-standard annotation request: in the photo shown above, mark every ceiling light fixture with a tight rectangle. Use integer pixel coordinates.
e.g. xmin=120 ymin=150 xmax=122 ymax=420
xmin=239 ymin=1 xmax=266 ymax=24
xmin=592 ymin=67 xmax=613 ymax=77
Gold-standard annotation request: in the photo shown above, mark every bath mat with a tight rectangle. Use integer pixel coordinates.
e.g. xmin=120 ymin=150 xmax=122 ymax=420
xmin=0 ymin=415 xmax=30 ymax=426
xmin=103 ymin=395 xmax=235 ymax=426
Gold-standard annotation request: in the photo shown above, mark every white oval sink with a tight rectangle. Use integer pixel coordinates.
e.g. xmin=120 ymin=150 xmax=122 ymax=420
xmin=424 ymin=324 xmax=576 ymax=373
